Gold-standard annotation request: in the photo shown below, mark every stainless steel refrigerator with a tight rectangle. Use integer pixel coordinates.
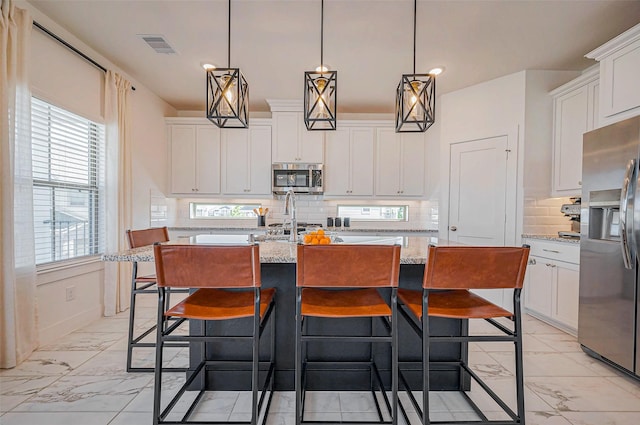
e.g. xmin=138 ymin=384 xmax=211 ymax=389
xmin=580 ymin=115 xmax=640 ymax=379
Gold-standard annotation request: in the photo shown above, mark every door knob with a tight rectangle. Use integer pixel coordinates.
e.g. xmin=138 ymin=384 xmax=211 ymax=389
xmin=450 ymin=226 xmax=457 ymax=231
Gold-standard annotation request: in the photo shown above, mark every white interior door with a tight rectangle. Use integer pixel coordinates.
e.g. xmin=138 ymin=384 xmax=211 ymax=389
xmin=448 ymin=135 xmax=508 ymax=246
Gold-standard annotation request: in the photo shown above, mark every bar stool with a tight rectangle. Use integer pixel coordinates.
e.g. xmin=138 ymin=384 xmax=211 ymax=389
xmin=295 ymin=244 xmax=402 ymax=425
xmin=397 ymin=244 xmax=530 ymax=425
xmin=152 ymin=243 xmax=276 ymax=425
xmin=126 ymin=226 xmax=188 ymax=372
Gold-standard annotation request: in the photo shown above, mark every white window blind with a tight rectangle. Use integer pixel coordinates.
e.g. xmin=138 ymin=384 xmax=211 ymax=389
xmin=31 ymin=97 xmax=106 ymax=265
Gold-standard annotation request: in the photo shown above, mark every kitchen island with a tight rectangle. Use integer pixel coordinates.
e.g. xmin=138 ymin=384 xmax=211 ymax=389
xmin=103 ymin=234 xmax=468 ymax=391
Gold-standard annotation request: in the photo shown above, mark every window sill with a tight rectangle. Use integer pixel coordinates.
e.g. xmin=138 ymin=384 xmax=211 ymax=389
xmin=36 ymin=255 xmax=103 ymax=286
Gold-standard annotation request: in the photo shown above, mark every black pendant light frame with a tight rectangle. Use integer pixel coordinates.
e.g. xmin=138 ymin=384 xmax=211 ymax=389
xmin=395 ymin=0 xmax=435 ymax=133
xmin=207 ymin=0 xmax=249 ymax=129
xmin=304 ymin=0 xmax=337 ymax=131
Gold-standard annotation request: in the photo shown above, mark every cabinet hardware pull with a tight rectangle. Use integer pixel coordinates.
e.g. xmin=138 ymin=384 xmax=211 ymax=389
xmin=542 ymin=249 xmax=560 ymax=253
xmin=528 ymin=258 xmax=536 ymax=265
xmin=450 ymin=226 xmax=457 ymax=231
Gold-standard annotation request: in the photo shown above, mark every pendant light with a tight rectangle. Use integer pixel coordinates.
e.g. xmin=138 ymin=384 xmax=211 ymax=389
xmin=395 ymin=0 xmax=435 ymax=133
xmin=304 ymin=0 xmax=337 ymax=131
xmin=207 ymin=0 xmax=249 ymax=128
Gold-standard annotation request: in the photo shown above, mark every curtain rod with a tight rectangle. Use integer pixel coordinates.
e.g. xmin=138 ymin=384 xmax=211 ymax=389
xmin=33 ymin=21 xmax=136 ymax=91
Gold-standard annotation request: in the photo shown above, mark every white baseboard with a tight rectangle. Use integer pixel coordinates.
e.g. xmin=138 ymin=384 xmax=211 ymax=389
xmin=38 ymin=304 xmax=103 ymax=347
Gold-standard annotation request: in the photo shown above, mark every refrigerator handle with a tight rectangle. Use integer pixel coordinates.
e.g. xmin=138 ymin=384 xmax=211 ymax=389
xmin=620 ymin=158 xmax=635 ymax=269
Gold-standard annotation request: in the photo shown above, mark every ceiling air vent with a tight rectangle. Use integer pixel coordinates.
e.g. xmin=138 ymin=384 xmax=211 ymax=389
xmin=139 ymin=34 xmax=176 ymax=54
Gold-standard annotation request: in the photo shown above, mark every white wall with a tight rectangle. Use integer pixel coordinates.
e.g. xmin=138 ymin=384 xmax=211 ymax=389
xmin=438 ymin=71 xmax=526 ymax=244
xmin=438 ymin=70 xmax=579 ymax=243
xmin=130 ymin=85 xmax=177 ymax=229
xmin=20 ymin=1 xmax=177 ymax=346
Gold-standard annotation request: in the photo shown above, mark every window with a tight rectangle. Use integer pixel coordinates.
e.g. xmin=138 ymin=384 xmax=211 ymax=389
xmin=31 ymin=97 xmax=105 ymax=265
xmin=190 ymin=203 xmax=261 ymax=219
xmin=337 ymin=205 xmax=408 ymax=221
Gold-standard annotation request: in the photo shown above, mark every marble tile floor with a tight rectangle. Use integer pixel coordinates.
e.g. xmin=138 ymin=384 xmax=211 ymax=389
xmin=2 ymin=297 xmax=640 ymax=425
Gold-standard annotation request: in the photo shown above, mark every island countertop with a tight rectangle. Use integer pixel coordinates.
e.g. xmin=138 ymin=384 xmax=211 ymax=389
xmin=102 ymin=234 xmax=442 ymax=264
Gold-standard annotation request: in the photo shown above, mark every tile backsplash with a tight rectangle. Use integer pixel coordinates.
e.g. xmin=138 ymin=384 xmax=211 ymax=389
xmin=156 ymin=192 xmax=572 ymax=236
xmin=167 ymin=196 xmax=439 ymax=230
xmin=523 ymin=196 xmax=574 ymax=235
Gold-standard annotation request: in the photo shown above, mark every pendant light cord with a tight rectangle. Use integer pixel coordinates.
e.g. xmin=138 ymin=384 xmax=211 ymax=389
xmin=228 ymin=0 xmax=231 ymax=68
xmin=320 ymin=0 xmax=324 ymax=70
xmin=413 ymin=0 xmax=416 ymax=74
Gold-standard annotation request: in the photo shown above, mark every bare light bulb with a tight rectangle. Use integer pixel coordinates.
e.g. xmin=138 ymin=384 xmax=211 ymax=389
xmin=313 ymin=77 xmax=330 ymax=118
xmin=404 ymin=80 xmax=424 ymax=120
xmin=219 ymin=74 xmax=236 ymax=116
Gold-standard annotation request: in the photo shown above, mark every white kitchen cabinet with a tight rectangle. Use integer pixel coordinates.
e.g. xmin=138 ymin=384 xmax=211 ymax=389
xmin=586 ymin=23 xmax=640 ymax=126
xmin=523 ymin=239 xmax=580 ymax=334
xmin=272 ymin=111 xmax=324 ymax=163
xmin=324 ymin=127 xmax=374 ymax=196
xmin=221 ymin=125 xmax=272 ymax=196
xmin=167 ymin=123 xmax=221 ymax=196
xmin=375 ymin=129 xmax=425 ymax=197
xmin=550 ymin=68 xmax=599 ymax=196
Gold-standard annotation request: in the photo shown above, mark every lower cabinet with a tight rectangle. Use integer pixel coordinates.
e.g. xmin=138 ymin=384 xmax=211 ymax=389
xmin=523 ymin=239 xmax=580 ymax=334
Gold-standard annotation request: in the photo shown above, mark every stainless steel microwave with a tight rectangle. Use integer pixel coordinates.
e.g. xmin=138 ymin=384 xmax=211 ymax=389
xmin=272 ymin=163 xmax=323 ymax=195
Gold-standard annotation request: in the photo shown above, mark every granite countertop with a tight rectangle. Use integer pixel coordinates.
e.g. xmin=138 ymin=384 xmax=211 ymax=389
xmin=169 ymin=226 xmax=438 ymax=234
xmin=522 ymin=234 xmax=580 ymax=244
xmin=102 ymin=234 xmax=442 ymax=265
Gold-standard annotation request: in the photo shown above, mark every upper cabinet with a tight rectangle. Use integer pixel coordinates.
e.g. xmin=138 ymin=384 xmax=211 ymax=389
xmin=586 ymin=23 xmax=640 ymax=126
xmin=324 ymin=127 xmax=375 ymax=197
xmin=550 ymin=67 xmax=599 ymax=196
xmin=271 ymin=111 xmax=324 ymax=163
xmin=166 ymin=118 xmax=271 ymax=198
xmin=167 ymin=121 xmax=221 ymax=196
xmin=375 ymin=129 xmax=426 ymax=197
xmin=221 ymin=124 xmax=272 ymax=196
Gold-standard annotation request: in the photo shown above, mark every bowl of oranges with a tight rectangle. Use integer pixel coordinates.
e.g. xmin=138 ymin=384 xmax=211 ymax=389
xmin=301 ymin=228 xmax=334 ymax=245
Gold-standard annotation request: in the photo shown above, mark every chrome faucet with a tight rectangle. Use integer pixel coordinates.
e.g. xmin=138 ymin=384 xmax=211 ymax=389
xmin=283 ymin=188 xmax=298 ymax=243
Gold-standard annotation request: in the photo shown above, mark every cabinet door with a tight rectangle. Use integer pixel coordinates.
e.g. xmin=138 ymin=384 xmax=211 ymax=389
xmin=553 ymin=261 xmax=580 ymax=331
xmin=400 ymin=133 xmax=425 ymax=196
xmin=600 ymin=40 xmax=640 ymax=119
xmin=349 ymin=128 xmax=375 ymax=196
xmin=552 ymin=86 xmax=589 ymax=195
xmin=375 ymin=129 xmax=401 ymax=195
xmin=272 ymin=112 xmax=299 ymax=162
xmin=524 ymin=256 xmax=554 ymax=317
xmin=222 ymin=129 xmax=250 ymax=194
xmin=324 ymin=129 xmax=351 ymax=195
xmin=300 ymin=128 xmax=324 ymax=163
xmin=170 ymin=125 xmax=197 ymax=194
xmin=588 ymin=81 xmax=599 ymax=131
xmin=195 ymin=126 xmax=221 ymax=194
xmin=247 ymin=126 xmax=272 ymax=195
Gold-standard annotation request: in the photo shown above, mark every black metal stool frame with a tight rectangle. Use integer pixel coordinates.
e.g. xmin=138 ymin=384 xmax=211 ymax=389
xmin=127 ymin=260 xmax=189 ymax=373
xmin=398 ymin=290 xmax=525 ymax=425
xmin=126 ymin=227 xmax=189 ymax=373
xmin=152 ymin=286 xmax=276 ymax=425
xmin=295 ymin=294 xmax=404 ymax=425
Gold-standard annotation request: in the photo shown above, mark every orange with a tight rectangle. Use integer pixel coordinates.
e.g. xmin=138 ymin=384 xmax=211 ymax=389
xmin=310 ymin=237 xmax=320 ymax=245
xmin=304 ymin=234 xmax=313 ymax=244
xmin=317 ymin=229 xmax=325 ymax=236
xmin=319 ymin=237 xmax=330 ymax=245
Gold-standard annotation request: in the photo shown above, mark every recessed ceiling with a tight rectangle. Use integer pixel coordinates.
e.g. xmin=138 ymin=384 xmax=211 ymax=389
xmin=27 ymin=0 xmax=640 ymax=114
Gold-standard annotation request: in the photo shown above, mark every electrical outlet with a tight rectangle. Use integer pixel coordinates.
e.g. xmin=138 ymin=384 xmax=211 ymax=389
xmin=65 ymin=286 xmax=76 ymax=302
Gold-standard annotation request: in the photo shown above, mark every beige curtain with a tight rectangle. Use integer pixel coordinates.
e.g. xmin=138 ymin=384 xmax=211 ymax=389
xmin=0 ymin=0 xmax=37 ymax=368
xmin=103 ymin=70 xmax=133 ymax=316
